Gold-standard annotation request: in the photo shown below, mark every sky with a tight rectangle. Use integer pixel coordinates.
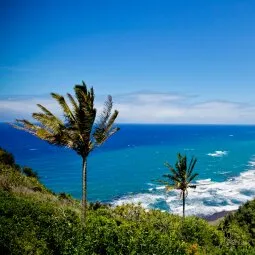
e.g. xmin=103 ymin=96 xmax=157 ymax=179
xmin=1 ymin=0 xmax=255 ymax=123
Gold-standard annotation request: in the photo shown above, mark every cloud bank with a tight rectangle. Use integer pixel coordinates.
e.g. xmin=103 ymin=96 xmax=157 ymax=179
xmin=1 ymin=91 xmax=255 ymax=124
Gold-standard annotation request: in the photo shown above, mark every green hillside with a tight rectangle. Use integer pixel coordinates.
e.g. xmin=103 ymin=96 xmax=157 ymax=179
xmin=0 ymin=148 xmax=254 ymax=255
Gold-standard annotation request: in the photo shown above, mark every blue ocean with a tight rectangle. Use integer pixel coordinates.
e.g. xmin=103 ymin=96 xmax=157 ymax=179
xmin=1 ymin=123 xmax=255 ymax=217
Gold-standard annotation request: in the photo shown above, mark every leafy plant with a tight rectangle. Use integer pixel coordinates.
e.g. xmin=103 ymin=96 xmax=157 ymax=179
xmin=1 ymin=150 xmax=255 ymax=254
xmin=0 ymin=147 xmax=15 ymax=166
xmin=159 ymin=153 xmax=199 ymax=218
xmin=12 ymin=82 xmax=119 ymax=224
xmin=23 ymin=166 xmax=39 ymax=179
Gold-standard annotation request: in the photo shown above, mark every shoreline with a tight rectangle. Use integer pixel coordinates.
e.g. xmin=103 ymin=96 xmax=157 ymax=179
xmin=201 ymin=210 xmax=236 ymax=224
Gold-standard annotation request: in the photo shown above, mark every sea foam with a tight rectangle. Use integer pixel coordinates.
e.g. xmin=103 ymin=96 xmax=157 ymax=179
xmin=207 ymin=150 xmax=228 ymax=157
xmin=112 ymin=160 xmax=255 ymax=217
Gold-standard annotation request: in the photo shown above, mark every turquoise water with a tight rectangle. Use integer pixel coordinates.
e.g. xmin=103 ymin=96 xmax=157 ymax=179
xmin=1 ymin=123 xmax=255 ymax=216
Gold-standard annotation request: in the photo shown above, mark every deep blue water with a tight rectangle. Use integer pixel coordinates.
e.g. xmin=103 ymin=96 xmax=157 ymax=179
xmin=1 ymin=123 xmax=255 ymax=216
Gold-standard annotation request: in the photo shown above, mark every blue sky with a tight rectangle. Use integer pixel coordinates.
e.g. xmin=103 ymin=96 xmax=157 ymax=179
xmin=1 ymin=0 xmax=255 ymax=123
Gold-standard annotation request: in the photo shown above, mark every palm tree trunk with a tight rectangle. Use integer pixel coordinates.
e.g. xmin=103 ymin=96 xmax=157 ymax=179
xmin=182 ymin=191 xmax=185 ymax=219
xmin=82 ymin=156 xmax=87 ymax=225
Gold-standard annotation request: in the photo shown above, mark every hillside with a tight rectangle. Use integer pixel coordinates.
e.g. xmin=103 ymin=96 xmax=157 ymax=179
xmin=0 ymin=147 xmax=255 ymax=255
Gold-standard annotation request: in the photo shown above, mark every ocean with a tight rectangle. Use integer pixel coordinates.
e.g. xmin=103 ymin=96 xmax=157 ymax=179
xmin=1 ymin=123 xmax=255 ymax=217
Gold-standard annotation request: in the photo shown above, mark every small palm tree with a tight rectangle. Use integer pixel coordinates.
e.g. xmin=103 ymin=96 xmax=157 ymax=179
xmin=12 ymin=81 xmax=119 ymax=224
xmin=159 ymin=153 xmax=198 ymax=219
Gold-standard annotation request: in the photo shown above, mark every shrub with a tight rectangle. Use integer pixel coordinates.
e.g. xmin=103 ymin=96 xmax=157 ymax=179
xmin=1 ymin=147 xmax=255 ymax=254
xmin=0 ymin=147 xmax=15 ymax=166
xmin=219 ymin=199 xmax=255 ymax=252
xmin=23 ymin=166 xmax=39 ymax=179
xmin=0 ymin=190 xmax=85 ymax=255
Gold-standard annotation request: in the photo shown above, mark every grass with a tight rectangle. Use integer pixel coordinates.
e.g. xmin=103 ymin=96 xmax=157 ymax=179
xmin=0 ymin=147 xmax=255 ymax=254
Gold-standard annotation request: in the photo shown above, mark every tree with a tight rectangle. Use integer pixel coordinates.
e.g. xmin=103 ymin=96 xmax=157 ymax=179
xmin=0 ymin=147 xmax=15 ymax=166
xmin=12 ymin=81 xmax=120 ymax=223
xmin=159 ymin=153 xmax=198 ymax=219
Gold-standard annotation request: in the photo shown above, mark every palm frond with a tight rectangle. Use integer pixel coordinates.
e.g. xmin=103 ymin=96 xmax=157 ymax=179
xmin=106 ymin=126 xmax=120 ymax=140
xmin=74 ymin=84 xmax=97 ymax=142
xmin=36 ymin=104 xmax=64 ymax=129
xmin=160 ymin=153 xmax=199 ymax=194
xmin=14 ymin=120 xmax=55 ymax=142
xmin=159 ymin=153 xmax=199 ymax=219
xmin=163 ymin=173 xmax=180 ymax=184
xmin=105 ymin=110 xmax=119 ymax=133
xmin=187 ymin=157 xmax=197 ymax=178
xmin=32 ymin=113 xmax=63 ymax=133
xmin=67 ymin=93 xmax=79 ymax=112
xmin=92 ymin=97 xmax=119 ymax=147
xmin=98 ymin=95 xmax=113 ymax=127
xmin=92 ymin=96 xmax=113 ymax=141
xmin=156 ymin=179 xmax=171 ymax=186
xmin=165 ymin=162 xmax=181 ymax=179
xmin=14 ymin=119 xmax=73 ymax=148
xmin=74 ymin=82 xmax=94 ymax=111
xmin=82 ymin=81 xmax=94 ymax=108
xmin=74 ymin=84 xmax=87 ymax=108
xmin=175 ymin=153 xmax=185 ymax=173
xmin=12 ymin=119 xmax=38 ymax=134
xmin=165 ymin=185 xmax=175 ymax=192
xmin=188 ymin=173 xmax=199 ymax=183
xmin=51 ymin=93 xmax=75 ymax=124
xmin=13 ymin=81 xmax=119 ymax=158
xmin=35 ymin=127 xmax=55 ymax=141
xmin=37 ymin=104 xmax=54 ymax=117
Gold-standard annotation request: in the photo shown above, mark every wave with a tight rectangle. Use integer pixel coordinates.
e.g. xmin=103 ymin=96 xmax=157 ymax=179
xmin=112 ymin=166 xmax=255 ymax=217
xmin=207 ymin=150 xmax=228 ymax=157
xmin=248 ymin=161 xmax=255 ymax=167
xmin=219 ymin=171 xmax=231 ymax=175
xmin=196 ymin=178 xmax=212 ymax=184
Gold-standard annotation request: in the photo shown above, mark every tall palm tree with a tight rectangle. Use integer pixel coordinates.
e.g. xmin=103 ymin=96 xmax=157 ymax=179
xmin=159 ymin=153 xmax=198 ymax=219
xmin=12 ymin=81 xmax=119 ymax=223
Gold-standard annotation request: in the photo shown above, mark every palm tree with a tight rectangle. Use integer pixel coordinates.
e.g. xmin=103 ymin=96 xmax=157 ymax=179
xmin=12 ymin=81 xmax=119 ymax=224
xmin=159 ymin=153 xmax=198 ymax=219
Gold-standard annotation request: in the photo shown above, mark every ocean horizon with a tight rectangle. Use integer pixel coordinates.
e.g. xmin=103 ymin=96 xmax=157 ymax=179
xmin=1 ymin=122 xmax=255 ymax=217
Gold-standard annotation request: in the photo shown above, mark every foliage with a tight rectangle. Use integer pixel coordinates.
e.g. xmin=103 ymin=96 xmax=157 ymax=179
xmin=0 ymin=190 xmax=85 ymax=255
xmin=0 ymin=147 xmax=15 ymax=165
xmin=1 ymin=149 xmax=255 ymax=254
xmin=13 ymin=82 xmax=119 ymax=156
xmin=0 ymin=147 xmax=20 ymax=171
xmin=12 ymin=82 xmax=120 ymax=222
xmin=23 ymin=166 xmax=39 ymax=179
xmin=219 ymin=199 xmax=255 ymax=253
xmin=0 ymin=190 xmax=225 ymax=255
xmin=159 ymin=153 xmax=198 ymax=218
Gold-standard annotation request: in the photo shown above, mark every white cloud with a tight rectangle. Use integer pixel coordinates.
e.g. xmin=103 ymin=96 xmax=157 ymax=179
xmin=115 ymin=91 xmax=187 ymax=104
xmin=0 ymin=96 xmax=61 ymax=121
xmin=1 ymin=92 xmax=255 ymax=124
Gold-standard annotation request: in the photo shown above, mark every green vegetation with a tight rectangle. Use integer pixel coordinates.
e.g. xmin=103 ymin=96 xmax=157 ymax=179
xmin=219 ymin=199 xmax=255 ymax=254
xmin=1 ymin=148 xmax=255 ymax=254
xmin=23 ymin=166 xmax=39 ymax=179
xmin=159 ymin=153 xmax=198 ymax=218
xmin=12 ymin=82 xmax=119 ymax=223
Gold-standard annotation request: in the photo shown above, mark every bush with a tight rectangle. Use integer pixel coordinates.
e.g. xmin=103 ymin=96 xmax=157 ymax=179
xmin=1 ymin=147 xmax=255 ymax=254
xmin=23 ymin=166 xmax=39 ymax=179
xmin=0 ymin=190 xmax=85 ymax=255
xmin=219 ymin=199 xmax=255 ymax=252
xmin=0 ymin=147 xmax=15 ymax=166
xmin=0 ymin=189 xmax=226 ymax=255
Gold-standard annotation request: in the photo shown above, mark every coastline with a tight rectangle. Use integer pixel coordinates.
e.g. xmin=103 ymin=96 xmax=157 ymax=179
xmin=202 ymin=210 xmax=236 ymax=225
